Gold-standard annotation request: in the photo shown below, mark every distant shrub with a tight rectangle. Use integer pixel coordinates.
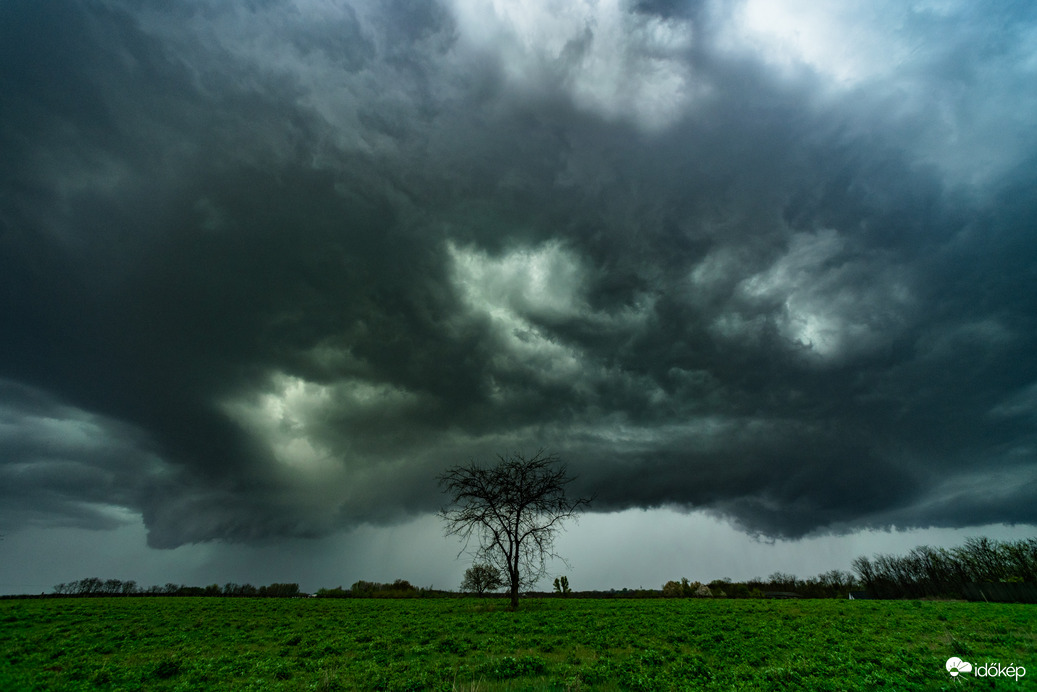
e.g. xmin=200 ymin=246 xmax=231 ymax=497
xmin=324 ymin=579 xmax=425 ymax=598
xmin=662 ymin=578 xmax=707 ymax=598
xmin=259 ymin=583 xmax=300 ymax=598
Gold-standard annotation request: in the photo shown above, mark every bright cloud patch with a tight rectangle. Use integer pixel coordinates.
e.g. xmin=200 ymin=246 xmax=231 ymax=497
xmin=449 ymin=0 xmax=697 ymax=130
xmin=449 ymin=241 xmax=588 ymax=386
xmin=725 ymin=0 xmax=942 ymax=86
xmin=222 ymin=372 xmax=427 ymax=475
xmin=727 ymin=230 xmax=915 ymax=361
xmin=449 ymin=239 xmax=587 ymax=320
xmin=223 ymin=374 xmax=339 ymax=476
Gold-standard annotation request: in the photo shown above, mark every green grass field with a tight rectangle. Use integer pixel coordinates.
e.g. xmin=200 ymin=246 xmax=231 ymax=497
xmin=1 ymin=597 xmax=1033 ymax=691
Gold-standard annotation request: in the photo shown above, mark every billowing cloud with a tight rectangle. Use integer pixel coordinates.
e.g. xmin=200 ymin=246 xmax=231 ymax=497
xmin=2 ymin=0 xmax=1036 ymax=549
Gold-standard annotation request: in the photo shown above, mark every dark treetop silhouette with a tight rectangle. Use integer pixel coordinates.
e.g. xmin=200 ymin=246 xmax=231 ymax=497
xmin=438 ymin=450 xmax=591 ymax=609
xmin=460 ymin=563 xmax=505 ymax=596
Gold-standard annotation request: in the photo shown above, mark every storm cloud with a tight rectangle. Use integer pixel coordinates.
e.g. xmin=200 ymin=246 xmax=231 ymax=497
xmin=2 ymin=0 xmax=1036 ymax=549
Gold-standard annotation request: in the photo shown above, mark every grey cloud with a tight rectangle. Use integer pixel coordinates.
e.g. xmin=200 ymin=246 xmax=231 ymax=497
xmin=0 ymin=380 xmax=163 ymax=531
xmin=1 ymin=0 xmax=1035 ymax=547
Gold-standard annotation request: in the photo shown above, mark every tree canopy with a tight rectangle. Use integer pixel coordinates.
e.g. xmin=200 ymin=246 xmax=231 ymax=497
xmin=461 ymin=563 xmax=504 ymax=596
xmin=438 ymin=450 xmax=591 ymax=609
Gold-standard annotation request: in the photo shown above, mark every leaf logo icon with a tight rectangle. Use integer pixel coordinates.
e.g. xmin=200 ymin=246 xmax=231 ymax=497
xmin=946 ymin=657 xmax=973 ymax=676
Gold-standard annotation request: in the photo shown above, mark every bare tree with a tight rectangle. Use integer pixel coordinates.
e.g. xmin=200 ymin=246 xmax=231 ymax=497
xmin=461 ymin=563 xmax=504 ymax=596
xmin=438 ymin=450 xmax=591 ymax=609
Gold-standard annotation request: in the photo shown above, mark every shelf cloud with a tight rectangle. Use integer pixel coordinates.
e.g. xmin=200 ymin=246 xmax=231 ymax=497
xmin=2 ymin=0 xmax=1036 ymax=549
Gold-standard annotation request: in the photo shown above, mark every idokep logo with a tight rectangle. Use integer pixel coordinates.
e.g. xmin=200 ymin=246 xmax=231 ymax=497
xmin=946 ymin=657 xmax=1027 ymax=682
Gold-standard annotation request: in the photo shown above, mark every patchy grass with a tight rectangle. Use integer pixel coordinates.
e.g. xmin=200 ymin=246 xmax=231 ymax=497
xmin=0 ymin=597 xmax=1033 ymax=690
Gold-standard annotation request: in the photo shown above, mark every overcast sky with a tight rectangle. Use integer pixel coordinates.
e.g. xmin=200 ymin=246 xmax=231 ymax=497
xmin=2 ymin=0 xmax=1036 ymax=594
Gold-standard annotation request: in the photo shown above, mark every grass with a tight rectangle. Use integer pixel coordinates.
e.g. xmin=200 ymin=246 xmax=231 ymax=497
xmin=0 ymin=597 xmax=1033 ymax=690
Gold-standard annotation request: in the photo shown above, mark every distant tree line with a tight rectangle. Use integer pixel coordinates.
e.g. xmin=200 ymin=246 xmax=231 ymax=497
xmin=852 ymin=537 xmax=1037 ymax=599
xmin=38 ymin=537 xmax=1036 ymax=603
xmin=314 ymin=579 xmax=443 ymax=598
xmin=52 ymin=578 xmax=300 ymax=598
xmin=660 ymin=570 xmax=858 ymax=599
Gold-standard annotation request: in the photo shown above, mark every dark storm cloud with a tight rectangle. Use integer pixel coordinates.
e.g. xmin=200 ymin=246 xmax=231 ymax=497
xmin=2 ymin=0 xmax=1035 ymax=546
xmin=0 ymin=379 xmax=162 ymax=530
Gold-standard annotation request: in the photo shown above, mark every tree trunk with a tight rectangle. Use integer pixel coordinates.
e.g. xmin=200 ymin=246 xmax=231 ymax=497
xmin=509 ymin=565 xmax=519 ymax=610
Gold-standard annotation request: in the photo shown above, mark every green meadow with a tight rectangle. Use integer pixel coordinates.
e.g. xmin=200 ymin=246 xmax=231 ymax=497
xmin=1 ymin=597 xmax=1033 ymax=691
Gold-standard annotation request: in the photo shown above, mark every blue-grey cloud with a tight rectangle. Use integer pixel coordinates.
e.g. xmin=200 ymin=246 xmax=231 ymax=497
xmin=1 ymin=0 xmax=1035 ymax=547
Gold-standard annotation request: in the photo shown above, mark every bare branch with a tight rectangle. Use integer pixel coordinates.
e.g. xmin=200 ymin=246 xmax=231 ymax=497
xmin=437 ymin=450 xmax=591 ymax=609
